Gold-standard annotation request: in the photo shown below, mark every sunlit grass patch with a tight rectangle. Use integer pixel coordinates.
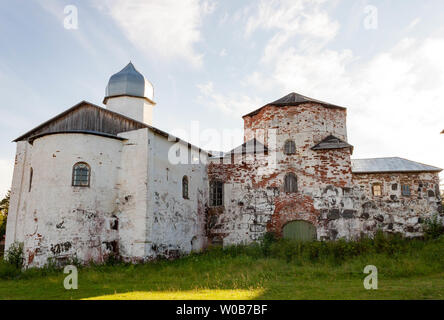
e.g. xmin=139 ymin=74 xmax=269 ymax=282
xmin=83 ymin=289 xmax=264 ymax=300
xmin=1 ymin=236 xmax=443 ymax=299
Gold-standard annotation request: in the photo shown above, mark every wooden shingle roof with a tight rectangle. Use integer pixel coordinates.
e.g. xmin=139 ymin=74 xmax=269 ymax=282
xmin=13 ymin=101 xmax=211 ymax=154
xmin=311 ymin=135 xmax=353 ymax=153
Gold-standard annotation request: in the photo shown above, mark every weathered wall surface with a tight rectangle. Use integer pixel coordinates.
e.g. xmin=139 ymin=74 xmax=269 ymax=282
xmin=208 ymin=158 xmax=442 ymax=244
xmin=208 ymin=104 xmax=442 ymax=245
xmin=243 ymin=103 xmax=348 ymax=146
xmin=349 ymin=172 xmax=442 ymax=237
xmin=5 ymin=133 xmax=123 ymax=267
xmin=5 ymin=129 xmax=210 ymax=267
xmin=116 ymin=128 xmax=150 ymax=261
xmin=146 ymin=133 xmax=209 ymax=258
xmin=208 ymin=103 xmax=354 ymax=245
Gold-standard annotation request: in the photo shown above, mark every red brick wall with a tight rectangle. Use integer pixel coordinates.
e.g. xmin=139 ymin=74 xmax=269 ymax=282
xmin=208 ymin=103 xmax=355 ymax=243
xmin=207 ymin=103 xmax=442 ymax=244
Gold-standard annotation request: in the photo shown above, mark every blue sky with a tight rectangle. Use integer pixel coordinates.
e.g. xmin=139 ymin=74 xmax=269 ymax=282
xmin=1 ymin=0 xmax=444 ymax=197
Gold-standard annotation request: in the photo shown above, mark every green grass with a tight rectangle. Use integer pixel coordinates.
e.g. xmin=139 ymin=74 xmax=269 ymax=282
xmin=1 ymin=235 xmax=443 ymax=300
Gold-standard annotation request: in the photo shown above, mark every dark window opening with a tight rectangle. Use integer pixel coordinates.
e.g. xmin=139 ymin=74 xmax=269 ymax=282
xmin=401 ymin=185 xmax=411 ymax=196
xmin=29 ymin=167 xmax=33 ymax=192
xmin=72 ymin=162 xmax=90 ymax=187
xmin=110 ymin=217 xmax=119 ymax=230
xmin=391 ymin=183 xmax=397 ymax=191
xmin=210 ymin=181 xmax=223 ymax=206
xmin=284 ymin=140 xmax=296 ymax=155
xmin=182 ymin=176 xmax=189 ymax=199
xmin=284 ymin=173 xmax=297 ymax=193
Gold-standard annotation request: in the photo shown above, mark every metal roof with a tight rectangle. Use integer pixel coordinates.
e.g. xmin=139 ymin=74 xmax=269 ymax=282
xmin=243 ymin=92 xmax=345 ymax=117
xmin=104 ymin=62 xmax=154 ymax=104
xmin=351 ymin=157 xmax=442 ymax=173
xmin=312 ymin=135 xmax=353 ymax=153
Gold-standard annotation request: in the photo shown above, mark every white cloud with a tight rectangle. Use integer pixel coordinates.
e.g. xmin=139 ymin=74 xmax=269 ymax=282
xmin=238 ymin=1 xmax=444 ymax=183
xmin=407 ymin=17 xmax=421 ymax=31
xmin=197 ymin=81 xmax=262 ymax=118
xmin=0 ymin=159 xmax=13 ymax=199
xmin=201 ymin=0 xmax=217 ymax=15
xmin=97 ymin=0 xmax=214 ymax=67
xmin=245 ymin=0 xmax=339 ymax=43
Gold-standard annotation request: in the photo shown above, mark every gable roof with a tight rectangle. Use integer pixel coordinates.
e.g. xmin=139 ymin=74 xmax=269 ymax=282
xmin=351 ymin=157 xmax=442 ymax=174
xmin=312 ymin=135 xmax=353 ymax=153
xmin=211 ymin=138 xmax=268 ymax=158
xmin=229 ymin=138 xmax=268 ymax=154
xmin=243 ymin=92 xmax=345 ymax=118
xmin=13 ymin=101 xmax=211 ymax=155
xmin=14 ymin=101 xmax=146 ymax=143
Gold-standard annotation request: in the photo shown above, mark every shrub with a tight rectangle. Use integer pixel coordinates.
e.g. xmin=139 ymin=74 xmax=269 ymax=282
xmin=260 ymin=231 xmax=277 ymax=257
xmin=422 ymin=214 xmax=444 ymax=239
xmin=0 ymin=260 xmax=21 ymax=279
xmin=104 ymin=253 xmax=123 ymax=266
xmin=5 ymin=241 xmax=24 ymax=269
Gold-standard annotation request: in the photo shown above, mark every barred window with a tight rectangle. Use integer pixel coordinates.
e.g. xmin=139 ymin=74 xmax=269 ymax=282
xmin=372 ymin=184 xmax=382 ymax=196
xmin=284 ymin=173 xmax=297 ymax=193
xmin=210 ymin=180 xmax=223 ymax=206
xmin=182 ymin=176 xmax=189 ymax=199
xmin=72 ymin=162 xmax=90 ymax=187
xmin=284 ymin=140 xmax=296 ymax=155
xmin=401 ymin=185 xmax=410 ymax=196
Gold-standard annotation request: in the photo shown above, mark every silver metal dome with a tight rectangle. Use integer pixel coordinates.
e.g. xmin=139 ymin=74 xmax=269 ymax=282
xmin=104 ymin=62 xmax=154 ymax=104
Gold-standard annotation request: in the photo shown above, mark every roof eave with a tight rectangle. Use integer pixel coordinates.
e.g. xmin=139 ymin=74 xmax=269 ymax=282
xmin=103 ymin=94 xmax=156 ymax=105
xmin=13 ymin=100 xmax=211 ymax=156
xmin=352 ymin=169 xmax=443 ymax=174
xmin=13 ymin=100 xmax=89 ymax=142
xmin=242 ymin=102 xmax=346 ymax=118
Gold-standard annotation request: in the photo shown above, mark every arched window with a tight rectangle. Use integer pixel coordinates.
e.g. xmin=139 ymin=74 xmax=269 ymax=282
xmin=182 ymin=176 xmax=189 ymax=199
xmin=284 ymin=173 xmax=297 ymax=193
xmin=72 ymin=162 xmax=90 ymax=187
xmin=284 ymin=140 xmax=296 ymax=155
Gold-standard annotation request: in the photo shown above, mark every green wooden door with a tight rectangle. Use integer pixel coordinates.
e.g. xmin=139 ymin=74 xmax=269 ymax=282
xmin=283 ymin=220 xmax=317 ymax=241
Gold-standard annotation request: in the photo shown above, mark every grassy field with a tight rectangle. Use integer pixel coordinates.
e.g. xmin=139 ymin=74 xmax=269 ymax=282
xmin=0 ymin=235 xmax=443 ymax=300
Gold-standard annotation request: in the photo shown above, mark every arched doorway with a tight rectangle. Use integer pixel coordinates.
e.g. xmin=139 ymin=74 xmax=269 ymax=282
xmin=282 ymin=220 xmax=317 ymax=241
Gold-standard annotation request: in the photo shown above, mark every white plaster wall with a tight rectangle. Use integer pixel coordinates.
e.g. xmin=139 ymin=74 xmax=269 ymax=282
xmin=146 ymin=133 xmax=209 ymax=258
xmin=5 ymin=141 xmax=30 ymax=254
xmin=116 ymin=128 xmax=150 ymax=261
xmin=106 ymin=96 xmax=154 ymax=125
xmin=6 ymin=133 xmax=123 ymax=267
xmin=6 ymin=127 xmax=210 ymax=266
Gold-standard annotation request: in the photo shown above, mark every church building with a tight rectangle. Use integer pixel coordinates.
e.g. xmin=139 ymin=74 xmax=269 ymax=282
xmin=4 ymin=63 xmax=442 ymax=267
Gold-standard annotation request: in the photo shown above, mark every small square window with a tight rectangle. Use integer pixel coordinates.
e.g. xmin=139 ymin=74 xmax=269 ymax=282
xmin=401 ymin=185 xmax=411 ymax=196
xmin=284 ymin=140 xmax=296 ymax=155
xmin=391 ymin=183 xmax=397 ymax=191
xmin=372 ymin=184 xmax=382 ymax=196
